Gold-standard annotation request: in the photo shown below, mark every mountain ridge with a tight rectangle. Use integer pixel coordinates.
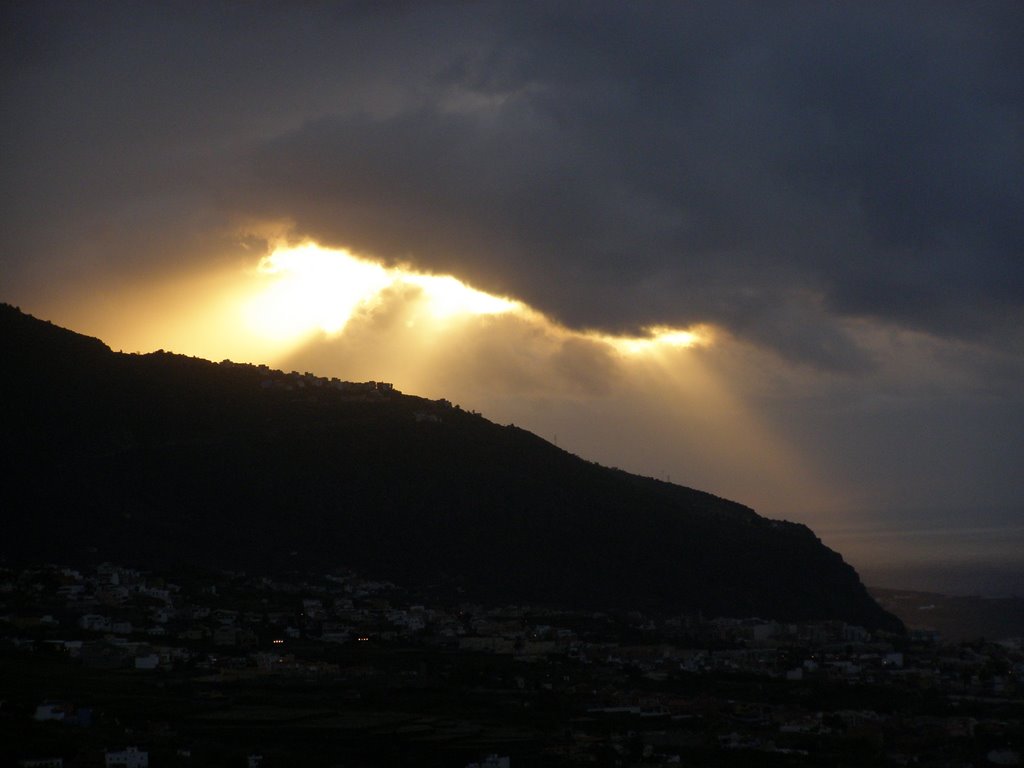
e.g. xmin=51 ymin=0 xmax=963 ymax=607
xmin=0 ymin=303 xmax=902 ymax=631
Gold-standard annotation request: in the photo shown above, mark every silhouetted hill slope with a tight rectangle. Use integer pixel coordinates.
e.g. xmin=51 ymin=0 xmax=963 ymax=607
xmin=0 ymin=303 xmax=901 ymax=630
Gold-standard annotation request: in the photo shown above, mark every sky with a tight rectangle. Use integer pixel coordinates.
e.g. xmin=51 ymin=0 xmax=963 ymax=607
xmin=3 ymin=2 xmax=1023 ymax=596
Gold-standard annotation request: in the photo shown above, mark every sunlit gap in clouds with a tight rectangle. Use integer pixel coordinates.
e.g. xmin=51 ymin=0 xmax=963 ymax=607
xmin=242 ymin=242 xmax=521 ymax=344
xmin=602 ymin=327 xmax=703 ymax=355
xmin=239 ymin=242 xmax=708 ymax=362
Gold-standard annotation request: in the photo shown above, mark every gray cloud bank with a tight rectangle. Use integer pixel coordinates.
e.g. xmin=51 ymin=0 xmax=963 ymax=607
xmin=3 ymin=1 xmax=1022 ymax=370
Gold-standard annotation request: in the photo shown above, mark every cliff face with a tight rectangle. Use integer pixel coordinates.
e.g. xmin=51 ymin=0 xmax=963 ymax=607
xmin=0 ymin=303 xmax=902 ymax=631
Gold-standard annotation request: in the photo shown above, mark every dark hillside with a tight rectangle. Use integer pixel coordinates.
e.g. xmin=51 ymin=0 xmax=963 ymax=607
xmin=0 ymin=303 xmax=901 ymax=631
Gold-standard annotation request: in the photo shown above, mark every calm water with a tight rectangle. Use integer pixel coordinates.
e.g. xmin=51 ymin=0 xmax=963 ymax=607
xmin=817 ymin=516 xmax=1024 ymax=598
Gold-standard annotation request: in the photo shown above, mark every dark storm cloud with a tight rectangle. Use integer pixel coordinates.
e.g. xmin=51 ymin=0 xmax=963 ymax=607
xmin=3 ymin=1 xmax=1022 ymax=367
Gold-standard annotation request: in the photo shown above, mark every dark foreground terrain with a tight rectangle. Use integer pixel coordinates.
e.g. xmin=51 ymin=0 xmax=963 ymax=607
xmin=2 ymin=561 xmax=1022 ymax=768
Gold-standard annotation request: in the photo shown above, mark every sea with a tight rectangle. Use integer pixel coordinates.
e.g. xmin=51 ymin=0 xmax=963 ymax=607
xmin=817 ymin=509 xmax=1024 ymax=599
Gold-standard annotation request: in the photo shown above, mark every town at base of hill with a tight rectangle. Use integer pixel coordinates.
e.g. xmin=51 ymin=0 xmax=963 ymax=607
xmin=2 ymin=560 xmax=1021 ymax=767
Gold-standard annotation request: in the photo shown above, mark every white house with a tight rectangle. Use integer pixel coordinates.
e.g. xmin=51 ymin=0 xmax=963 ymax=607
xmin=79 ymin=614 xmax=112 ymax=632
xmin=467 ymin=756 xmax=510 ymax=768
xmin=134 ymin=653 xmax=160 ymax=670
xmin=104 ymin=746 xmax=148 ymax=768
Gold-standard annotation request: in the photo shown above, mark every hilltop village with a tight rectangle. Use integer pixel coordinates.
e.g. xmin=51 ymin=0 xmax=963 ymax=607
xmin=236 ymin=362 xmax=396 ymax=399
xmin=205 ymin=357 xmax=457 ymax=421
xmin=2 ymin=561 xmax=1022 ymax=768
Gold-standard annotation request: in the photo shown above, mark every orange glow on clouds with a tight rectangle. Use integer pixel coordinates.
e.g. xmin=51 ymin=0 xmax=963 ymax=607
xmin=247 ymin=243 xmax=393 ymax=337
xmin=241 ymin=242 xmax=521 ymax=343
xmin=43 ymin=241 xmax=708 ymax=367
xmin=237 ymin=242 xmax=705 ymax=361
xmin=604 ymin=326 xmax=708 ymax=355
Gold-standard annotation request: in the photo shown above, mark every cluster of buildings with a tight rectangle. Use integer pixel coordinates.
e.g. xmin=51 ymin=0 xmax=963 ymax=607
xmin=2 ymin=560 xmax=1021 ymax=766
xmin=216 ymin=358 xmax=397 ymax=399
